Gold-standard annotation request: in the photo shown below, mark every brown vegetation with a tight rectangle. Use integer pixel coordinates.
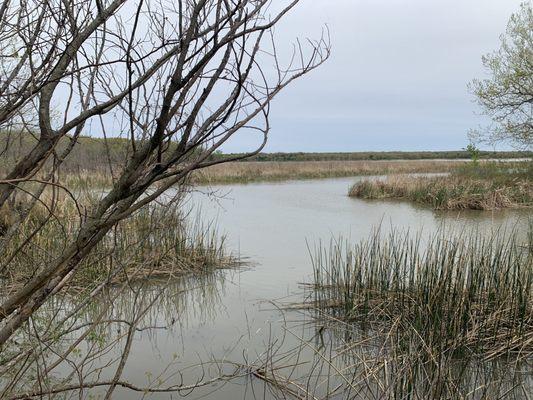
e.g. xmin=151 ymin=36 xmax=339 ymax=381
xmin=195 ymin=159 xmax=463 ymax=184
xmin=1 ymin=193 xmax=236 ymax=292
xmin=22 ymin=159 xmax=466 ymax=188
xmin=297 ymin=227 xmax=533 ymax=398
xmin=349 ymin=162 xmax=533 ymax=210
xmin=0 ymin=1 xmax=329 ymax=396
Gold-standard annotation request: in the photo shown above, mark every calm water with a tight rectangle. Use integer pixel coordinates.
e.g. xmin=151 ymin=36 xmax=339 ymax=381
xmin=80 ymin=177 xmax=531 ymax=398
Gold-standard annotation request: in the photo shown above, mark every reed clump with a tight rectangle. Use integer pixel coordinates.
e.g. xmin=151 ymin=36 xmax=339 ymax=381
xmin=1 ymin=195 xmax=236 ymax=291
xmin=310 ymin=227 xmax=532 ymax=360
xmin=349 ymin=162 xmax=533 ymax=210
xmin=61 ymin=168 xmax=115 ymax=189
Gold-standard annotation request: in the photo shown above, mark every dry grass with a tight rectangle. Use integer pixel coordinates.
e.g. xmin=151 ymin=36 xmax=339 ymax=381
xmin=349 ymin=162 xmax=533 ymax=210
xmin=0 ymin=194 xmax=237 ymax=291
xmin=32 ymin=159 xmax=465 ymax=189
xmin=195 ymin=159 xmax=463 ymax=184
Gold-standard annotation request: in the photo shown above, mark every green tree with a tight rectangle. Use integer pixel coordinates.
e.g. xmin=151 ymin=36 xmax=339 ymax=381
xmin=465 ymin=143 xmax=480 ymax=165
xmin=469 ymin=2 xmax=532 ymax=149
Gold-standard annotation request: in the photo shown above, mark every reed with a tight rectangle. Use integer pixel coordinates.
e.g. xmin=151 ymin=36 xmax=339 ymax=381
xmin=61 ymin=168 xmax=115 ymax=189
xmin=1 ymin=160 xmax=463 ymax=191
xmin=195 ymin=159 xmax=463 ymax=184
xmin=1 ymin=195 xmax=236 ymax=291
xmin=250 ymin=319 xmax=531 ymax=399
xmin=285 ymin=226 xmax=533 ymax=398
xmin=309 ymin=227 xmax=532 ymax=359
xmin=349 ymin=162 xmax=533 ymax=210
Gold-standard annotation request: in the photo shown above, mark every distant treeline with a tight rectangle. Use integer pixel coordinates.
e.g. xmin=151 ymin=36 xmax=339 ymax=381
xmin=0 ymin=133 xmax=130 ymax=172
xmin=1 ymin=133 xmax=531 ymax=173
xmin=216 ymin=150 xmax=532 ymax=162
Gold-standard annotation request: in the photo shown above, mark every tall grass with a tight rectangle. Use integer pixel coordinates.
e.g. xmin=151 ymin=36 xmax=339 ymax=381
xmin=310 ymin=227 xmax=532 ymax=359
xmin=1 ymin=196 xmax=236 ymax=291
xmin=298 ymin=226 xmax=532 ymax=398
xmin=196 ymin=159 xmax=463 ymax=184
xmin=21 ymin=159 xmax=466 ymax=190
xmin=349 ymin=162 xmax=533 ymax=210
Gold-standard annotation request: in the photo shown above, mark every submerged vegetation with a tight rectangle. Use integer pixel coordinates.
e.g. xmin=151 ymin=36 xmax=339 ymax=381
xmin=349 ymin=161 xmax=533 ymax=210
xmin=296 ymin=226 xmax=533 ymax=398
xmin=0 ymin=191 xmax=241 ymax=398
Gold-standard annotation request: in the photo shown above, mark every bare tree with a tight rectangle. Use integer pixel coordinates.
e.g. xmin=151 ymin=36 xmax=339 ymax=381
xmin=0 ymin=0 xmax=329 ymax=367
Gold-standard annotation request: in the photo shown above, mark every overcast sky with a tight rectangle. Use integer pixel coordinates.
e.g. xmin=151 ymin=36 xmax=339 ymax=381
xmin=222 ymin=0 xmax=525 ymax=153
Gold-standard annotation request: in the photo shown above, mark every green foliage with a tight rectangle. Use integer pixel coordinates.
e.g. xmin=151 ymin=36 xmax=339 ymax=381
xmin=465 ymin=143 xmax=480 ymax=165
xmin=216 ymin=149 xmax=532 ymax=163
xmin=469 ymin=2 xmax=533 ymax=149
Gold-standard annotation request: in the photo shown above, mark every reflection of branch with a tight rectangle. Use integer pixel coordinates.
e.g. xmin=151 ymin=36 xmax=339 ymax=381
xmin=9 ymin=373 xmax=241 ymax=399
xmin=0 ymin=199 xmax=235 ymax=396
xmin=252 ymin=368 xmax=320 ymax=400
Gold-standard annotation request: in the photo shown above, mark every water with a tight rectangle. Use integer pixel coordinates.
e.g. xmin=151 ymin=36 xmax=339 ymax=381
xmin=49 ymin=177 xmax=533 ymax=398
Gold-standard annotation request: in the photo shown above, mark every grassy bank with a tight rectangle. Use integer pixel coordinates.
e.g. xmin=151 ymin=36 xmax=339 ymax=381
xmin=303 ymin=227 xmax=532 ymax=398
xmin=1 ymin=195 xmax=236 ymax=291
xmin=349 ymin=162 xmax=533 ymax=210
xmin=32 ymin=159 xmax=467 ymax=189
xmin=195 ymin=159 xmax=465 ymax=184
xmin=2 ymin=132 xmax=531 ymax=173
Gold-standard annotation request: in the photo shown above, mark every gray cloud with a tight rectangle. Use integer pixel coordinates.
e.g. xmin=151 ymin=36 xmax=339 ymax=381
xmin=222 ymin=0 xmax=524 ymax=152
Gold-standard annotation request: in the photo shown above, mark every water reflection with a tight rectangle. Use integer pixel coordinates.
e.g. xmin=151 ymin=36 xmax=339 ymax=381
xmin=300 ymin=295 xmax=532 ymax=399
xmin=4 ymin=177 xmax=530 ymax=399
xmin=0 ymin=269 xmax=230 ymax=399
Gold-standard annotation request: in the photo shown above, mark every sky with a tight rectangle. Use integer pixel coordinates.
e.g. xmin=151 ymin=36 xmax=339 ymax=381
xmin=221 ymin=0 xmax=525 ymax=153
